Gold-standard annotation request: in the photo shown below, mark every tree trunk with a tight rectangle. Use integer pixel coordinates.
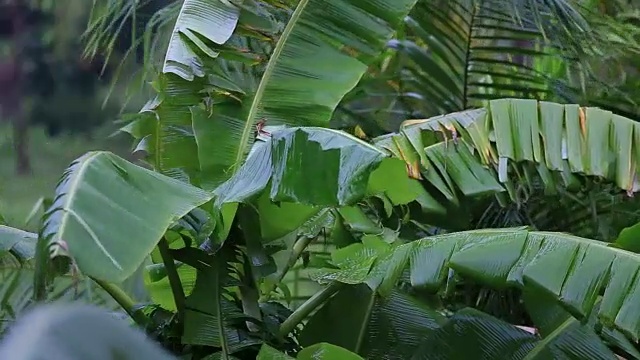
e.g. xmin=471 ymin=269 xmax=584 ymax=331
xmin=5 ymin=0 xmax=30 ymax=175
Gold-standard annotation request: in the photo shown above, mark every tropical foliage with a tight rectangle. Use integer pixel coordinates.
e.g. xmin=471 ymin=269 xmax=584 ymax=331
xmin=2 ymin=0 xmax=640 ymax=359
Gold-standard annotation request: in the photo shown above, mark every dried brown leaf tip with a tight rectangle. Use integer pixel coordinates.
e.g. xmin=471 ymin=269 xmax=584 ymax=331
xmin=579 ymin=107 xmax=587 ymax=137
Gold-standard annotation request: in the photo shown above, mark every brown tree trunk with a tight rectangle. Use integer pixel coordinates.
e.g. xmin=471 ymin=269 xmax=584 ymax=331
xmin=5 ymin=0 xmax=30 ymax=175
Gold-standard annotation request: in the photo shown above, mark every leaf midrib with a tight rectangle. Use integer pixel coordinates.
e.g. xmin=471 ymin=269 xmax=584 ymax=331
xmin=55 ymin=152 xmax=101 ymax=245
xmin=232 ymin=0 xmax=311 ymax=173
xmin=354 ymin=290 xmax=376 ymax=353
xmin=53 ymin=152 xmax=124 ymax=270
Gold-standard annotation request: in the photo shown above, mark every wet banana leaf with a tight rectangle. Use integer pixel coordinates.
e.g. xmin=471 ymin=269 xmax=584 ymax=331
xmin=314 ymin=228 xmax=640 ymax=342
xmin=41 ymin=152 xmax=212 ymax=283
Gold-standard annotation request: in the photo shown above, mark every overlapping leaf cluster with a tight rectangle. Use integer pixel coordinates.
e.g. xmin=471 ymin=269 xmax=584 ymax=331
xmin=4 ymin=0 xmax=640 ymax=359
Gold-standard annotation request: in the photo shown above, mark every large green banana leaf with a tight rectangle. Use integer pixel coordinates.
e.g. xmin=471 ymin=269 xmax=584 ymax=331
xmin=191 ymin=0 xmax=420 ymax=190
xmin=41 ymin=151 xmax=212 ymax=283
xmin=122 ymin=0 xmax=421 ymax=190
xmin=211 ymin=126 xmax=389 ymax=245
xmin=374 ymin=99 xmax=640 ymax=208
xmin=313 ymin=228 xmax=640 ymax=342
xmin=299 ymin=284 xmax=620 ymax=358
xmin=214 ymin=127 xmax=387 ymax=208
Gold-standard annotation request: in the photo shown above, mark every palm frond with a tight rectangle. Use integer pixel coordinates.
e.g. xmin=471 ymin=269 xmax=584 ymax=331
xmin=335 ymin=0 xmax=640 ymax=134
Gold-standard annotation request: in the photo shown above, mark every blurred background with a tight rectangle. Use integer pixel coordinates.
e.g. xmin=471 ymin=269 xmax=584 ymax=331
xmin=0 ymin=0 xmax=166 ymax=228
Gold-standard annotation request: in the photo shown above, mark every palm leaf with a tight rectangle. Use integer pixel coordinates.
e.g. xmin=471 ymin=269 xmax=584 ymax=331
xmin=383 ymin=0 xmax=618 ymax=119
xmin=41 ymin=151 xmax=212 ymax=283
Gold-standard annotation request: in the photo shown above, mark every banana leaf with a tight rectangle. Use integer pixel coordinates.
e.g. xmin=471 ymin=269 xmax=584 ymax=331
xmin=314 ymin=228 xmax=640 ymax=342
xmin=41 ymin=152 xmax=212 ymax=283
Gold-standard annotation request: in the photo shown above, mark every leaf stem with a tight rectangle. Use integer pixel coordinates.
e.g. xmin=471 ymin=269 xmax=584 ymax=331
xmin=278 ymin=281 xmax=344 ymax=338
xmin=234 ymin=0 xmax=310 ymax=171
xmin=92 ymin=277 xmax=146 ymax=325
xmin=262 ymin=235 xmax=314 ymax=301
xmin=157 ymin=237 xmax=186 ymax=325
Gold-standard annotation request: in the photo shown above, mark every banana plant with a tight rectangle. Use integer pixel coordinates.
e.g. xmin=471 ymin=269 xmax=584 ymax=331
xmin=2 ymin=95 xmax=638 ymax=357
xmin=2 ymin=0 xmax=639 ymax=358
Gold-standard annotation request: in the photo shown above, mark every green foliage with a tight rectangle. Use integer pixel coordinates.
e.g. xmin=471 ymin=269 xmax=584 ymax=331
xmin=4 ymin=0 xmax=640 ymax=359
xmin=40 ymin=151 xmax=212 ymax=283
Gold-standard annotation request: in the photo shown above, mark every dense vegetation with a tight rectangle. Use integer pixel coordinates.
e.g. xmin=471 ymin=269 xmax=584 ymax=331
xmin=3 ymin=0 xmax=640 ymax=359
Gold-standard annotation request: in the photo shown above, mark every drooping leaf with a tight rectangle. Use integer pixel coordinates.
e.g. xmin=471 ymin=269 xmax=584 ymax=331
xmin=371 ymin=99 xmax=640 ymax=216
xmin=42 ymin=152 xmax=212 ymax=283
xmin=315 ymin=228 xmax=640 ymax=342
xmin=212 ymin=127 xmax=389 ymax=248
xmin=0 ymin=226 xmax=36 ymax=261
